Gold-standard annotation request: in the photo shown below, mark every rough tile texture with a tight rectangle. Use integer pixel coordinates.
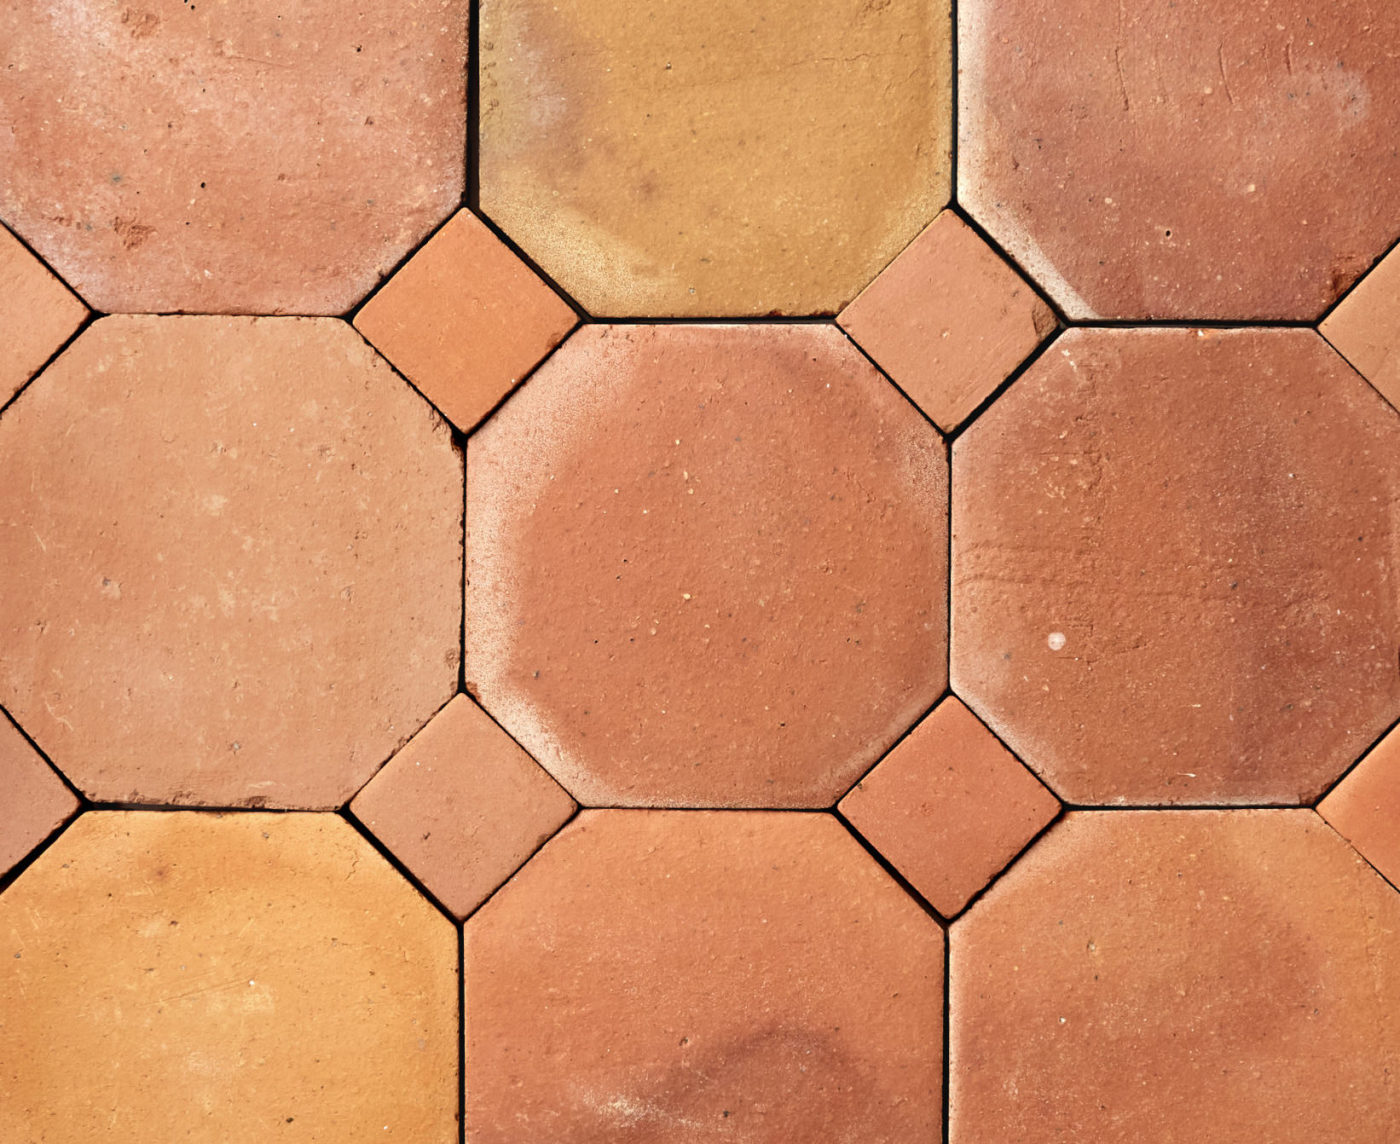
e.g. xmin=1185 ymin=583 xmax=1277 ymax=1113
xmin=466 ymin=324 xmax=948 ymax=807
xmin=953 ymin=328 xmax=1400 ymax=805
xmin=1319 ymin=727 xmax=1400 ymax=889
xmin=464 ymin=810 xmax=944 ymax=1143
xmin=479 ymin=0 xmax=951 ymax=316
xmin=960 ymin=0 xmax=1400 ymax=320
xmin=0 ymin=316 xmax=462 ymax=808
xmin=839 ymin=211 xmax=1056 ymax=430
xmin=0 ymin=714 xmax=77 ymax=879
xmin=354 ymin=210 xmax=577 ymax=432
xmin=0 ymin=812 xmax=457 ymax=1142
xmin=1322 ymin=243 xmax=1400 ymax=409
xmin=0 ymin=0 xmax=466 ymax=315
xmin=0 ymin=224 xmax=86 ymax=406
xmin=840 ymin=696 xmax=1059 ymax=917
xmin=950 ymin=810 xmax=1400 ymax=1142
xmin=351 ymin=694 xmax=576 ymax=918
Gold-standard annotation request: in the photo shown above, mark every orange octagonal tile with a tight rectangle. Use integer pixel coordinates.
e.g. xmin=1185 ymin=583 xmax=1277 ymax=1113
xmin=953 ymin=327 xmax=1400 ymax=806
xmin=960 ymin=0 xmax=1400 ymax=320
xmin=0 ymin=812 xmax=458 ymax=1143
xmin=0 ymin=316 xmax=462 ymax=808
xmin=350 ymin=694 xmax=576 ymax=919
xmin=465 ymin=323 xmax=948 ymax=808
xmin=951 ymin=810 xmax=1400 ymax=1142
xmin=0 ymin=0 xmax=466 ymax=314
xmin=479 ymin=0 xmax=951 ymax=316
xmin=464 ymin=810 xmax=944 ymax=1143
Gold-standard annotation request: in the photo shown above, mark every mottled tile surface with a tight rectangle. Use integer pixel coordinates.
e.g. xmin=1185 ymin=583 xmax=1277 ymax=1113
xmin=466 ymin=324 xmax=947 ymax=807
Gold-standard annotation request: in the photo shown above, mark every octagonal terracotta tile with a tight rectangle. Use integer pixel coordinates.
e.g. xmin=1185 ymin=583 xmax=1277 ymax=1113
xmin=0 ymin=223 xmax=87 ymax=407
xmin=952 ymin=327 xmax=1400 ymax=806
xmin=950 ymin=810 xmax=1400 ymax=1142
xmin=354 ymin=210 xmax=577 ymax=433
xmin=0 ymin=0 xmax=466 ymax=314
xmin=479 ymin=0 xmax=951 ymax=316
xmin=350 ymin=694 xmax=576 ymax=919
xmin=0 ymin=316 xmax=462 ymax=808
xmin=0 ymin=811 xmax=458 ymax=1142
xmin=0 ymin=712 xmax=78 ymax=880
xmin=960 ymin=0 xmax=1400 ymax=320
xmin=839 ymin=696 xmax=1060 ymax=918
xmin=464 ymin=810 xmax=944 ymax=1143
xmin=465 ymin=323 xmax=948 ymax=807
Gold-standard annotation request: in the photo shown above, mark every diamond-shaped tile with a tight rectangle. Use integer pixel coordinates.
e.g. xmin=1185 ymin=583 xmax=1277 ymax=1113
xmin=1319 ymin=726 xmax=1400 ymax=889
xmin=1322 ymin=244 xmax=1400 ymax=410
xmin=354 ymin=210 xmax=577 ymax=433
xmin=0 ymin=224 xmax=86 ymax=407
xmin=838 ymin=211 xmax=1055 ymax=432
xmin=839 ymin=696 xmax=1059 ymax=917
xmin=350 ymin=694 xmax=576 ymax=918
xmin=0 ymin=712 xmax=78 ymax=879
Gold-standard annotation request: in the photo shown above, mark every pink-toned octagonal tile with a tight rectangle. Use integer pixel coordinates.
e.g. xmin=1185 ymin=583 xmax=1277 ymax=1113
xmin=953 ymin=327 xmax=1400 ymax=805
xmin=466 ymin=323 xmax=948 ymax=808
xmin=0 ymin=0 xmax=466 ymax=315
xmin=960 ymin=0 xmax=1400 ymax=320
xmin=464 ymin=810 xmax=943 ymax=1143
xmin=951 ymin=810 xmax=1400 ymax=1142
xmin=0 ymin=316 xmax=462 ymax=808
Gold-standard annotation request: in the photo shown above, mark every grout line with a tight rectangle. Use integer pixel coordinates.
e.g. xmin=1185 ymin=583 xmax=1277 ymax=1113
xmin=828 ymin=689 xmax=952 ymax=808
xmin=458 ymin=922 xmax=467 ymax=1144
xmin=466 ymin=0 xmax=479 ymax=212
xmin=832 ymin=808 xmax=947 ymax=925
xmin=1309 ymin=711 xmax=1400 ymax=808
xmin=459 ymin=428 xmax=469 ymax=696
xmin=339 ymin=806 xmax=459 ymax=924
xmin=454 ymin=803 xmax=581 ymax=924
xmin=1314 ymin=810 xmax=1400 ymax=899
xmin=467 ymin=209 xmax=590 ymax=322
xmin=946 ymin=326 xmax=1062 ymax=444
xmin=583 ymin=312 xmax=837 ymax=325
xmin=0 ymin=809 xmax=82 ymax=896
xmin=0 ymin=704 xmax=89 ymax=807
xmin=1315 ymin=230 xmax=1400 ymax=327
xmin=949 ymin=202 xmax=1072 ymax=331
xmin=342 ymin=209 xmax=466 ymax=325
xmin=0 ymin=219 xmax=95 ymax=309
xmin=834 ymin=320 xmax=951 ymax=440
xmin=946 ymin=803 xmax=1067 ymax=922
xmin=454 ymin=318 xmax=581 ymax=443
xmin=942 ymin=920 xmax=952 ymax=1144
xmin=948 ymin=0 xmax=960 ymax=213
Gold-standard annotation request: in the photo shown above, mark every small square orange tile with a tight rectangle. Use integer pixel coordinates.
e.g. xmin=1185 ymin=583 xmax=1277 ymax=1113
xmin=839 ymin=211 xmax=1055 ymax=431
xmin=839 ymin=695 xmax=1059 ymax=917
xmin=0 ymin=713 xmax=77 ymax=879
xmin=1322 ymin=245 xmax=1400 ymax=410
xmin=1319 ymin=727 xmax=1400 ymax=889
xmin=350 ymin=694 xmax=576 ymax=918
xmin=0 ymin=224 xmax=86 ymax=406
xmin=354 ymin=210 xmax=577 ymax=433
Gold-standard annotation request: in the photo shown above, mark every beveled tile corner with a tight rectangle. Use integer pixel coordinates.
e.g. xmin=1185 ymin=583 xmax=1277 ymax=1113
xmin=1319 ymin=725 xmax=1400 ymax=889
xmin=0 ymin=812 xmax=458 ymax=1142
xmin=959 ymin=0 xmax=1400 ymax=320
xmin=953 ymin=327 xmax=1400 ymax=806
xmin=839 ymin=695 xmax=1060 ymax=917
xmin=0 ymin=712 xmax=78 ymax=880
xmin=466 ymin=323 xmax=948 ymax=808
xmin=1322 ymin=241 xmax=1400 ymax=410
xmin=0 ymin=316 xmax=462 ymax=808
xmin=479 ymin=0 xmax=951 ymax=316
xmin=354 ymin=210 xmax=577 ymax=434
xmin=350 ymin=693 xmax=576 ymax=919
xmin=464 ymin=810 xmax=943 ymax=1143
xmin=0 ymin=0 xmax=466 ymax=314
xmin=950 ymin=810 xmax=1400 ymax=1142
xmin=838 ymin=210 xmax=1056 ymax=431
xmin=0 ymin=224 xmax=87 ymax=407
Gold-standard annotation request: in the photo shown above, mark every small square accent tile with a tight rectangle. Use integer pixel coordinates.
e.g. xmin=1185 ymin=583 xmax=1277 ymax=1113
xmin=1322 ymin=244 xmax=1400 ymax=410
xmin=839 ymin=211 xmax=1056 ymax=431
xmin=1319 ymin=727 xmax=1400 ymax=889
xmin=839 ymin=695 xmax=1060 ymax=917
xmin=0 ymin=713 xmax=78 ymax=879
xmin=0 ymin=224 xmax=86 ymax=407
xmin=350 ymin=694 xmax=576 ymax=918
xmin=354 ymin=210 xmax=577 ymax=433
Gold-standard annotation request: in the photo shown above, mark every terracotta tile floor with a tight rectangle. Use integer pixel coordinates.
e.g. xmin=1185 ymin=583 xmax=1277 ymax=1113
xmin=2 ymin=2 xmax=1400 ymax=1141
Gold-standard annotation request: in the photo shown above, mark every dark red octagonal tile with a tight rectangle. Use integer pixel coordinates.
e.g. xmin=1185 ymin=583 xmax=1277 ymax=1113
xmin=466 ymin=324 xmax=948 ymax=808
xmin=960 ymin=0 xmax=1400 ymax=320
xmin=952 ymin=327 xmax=1400 ymax=805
